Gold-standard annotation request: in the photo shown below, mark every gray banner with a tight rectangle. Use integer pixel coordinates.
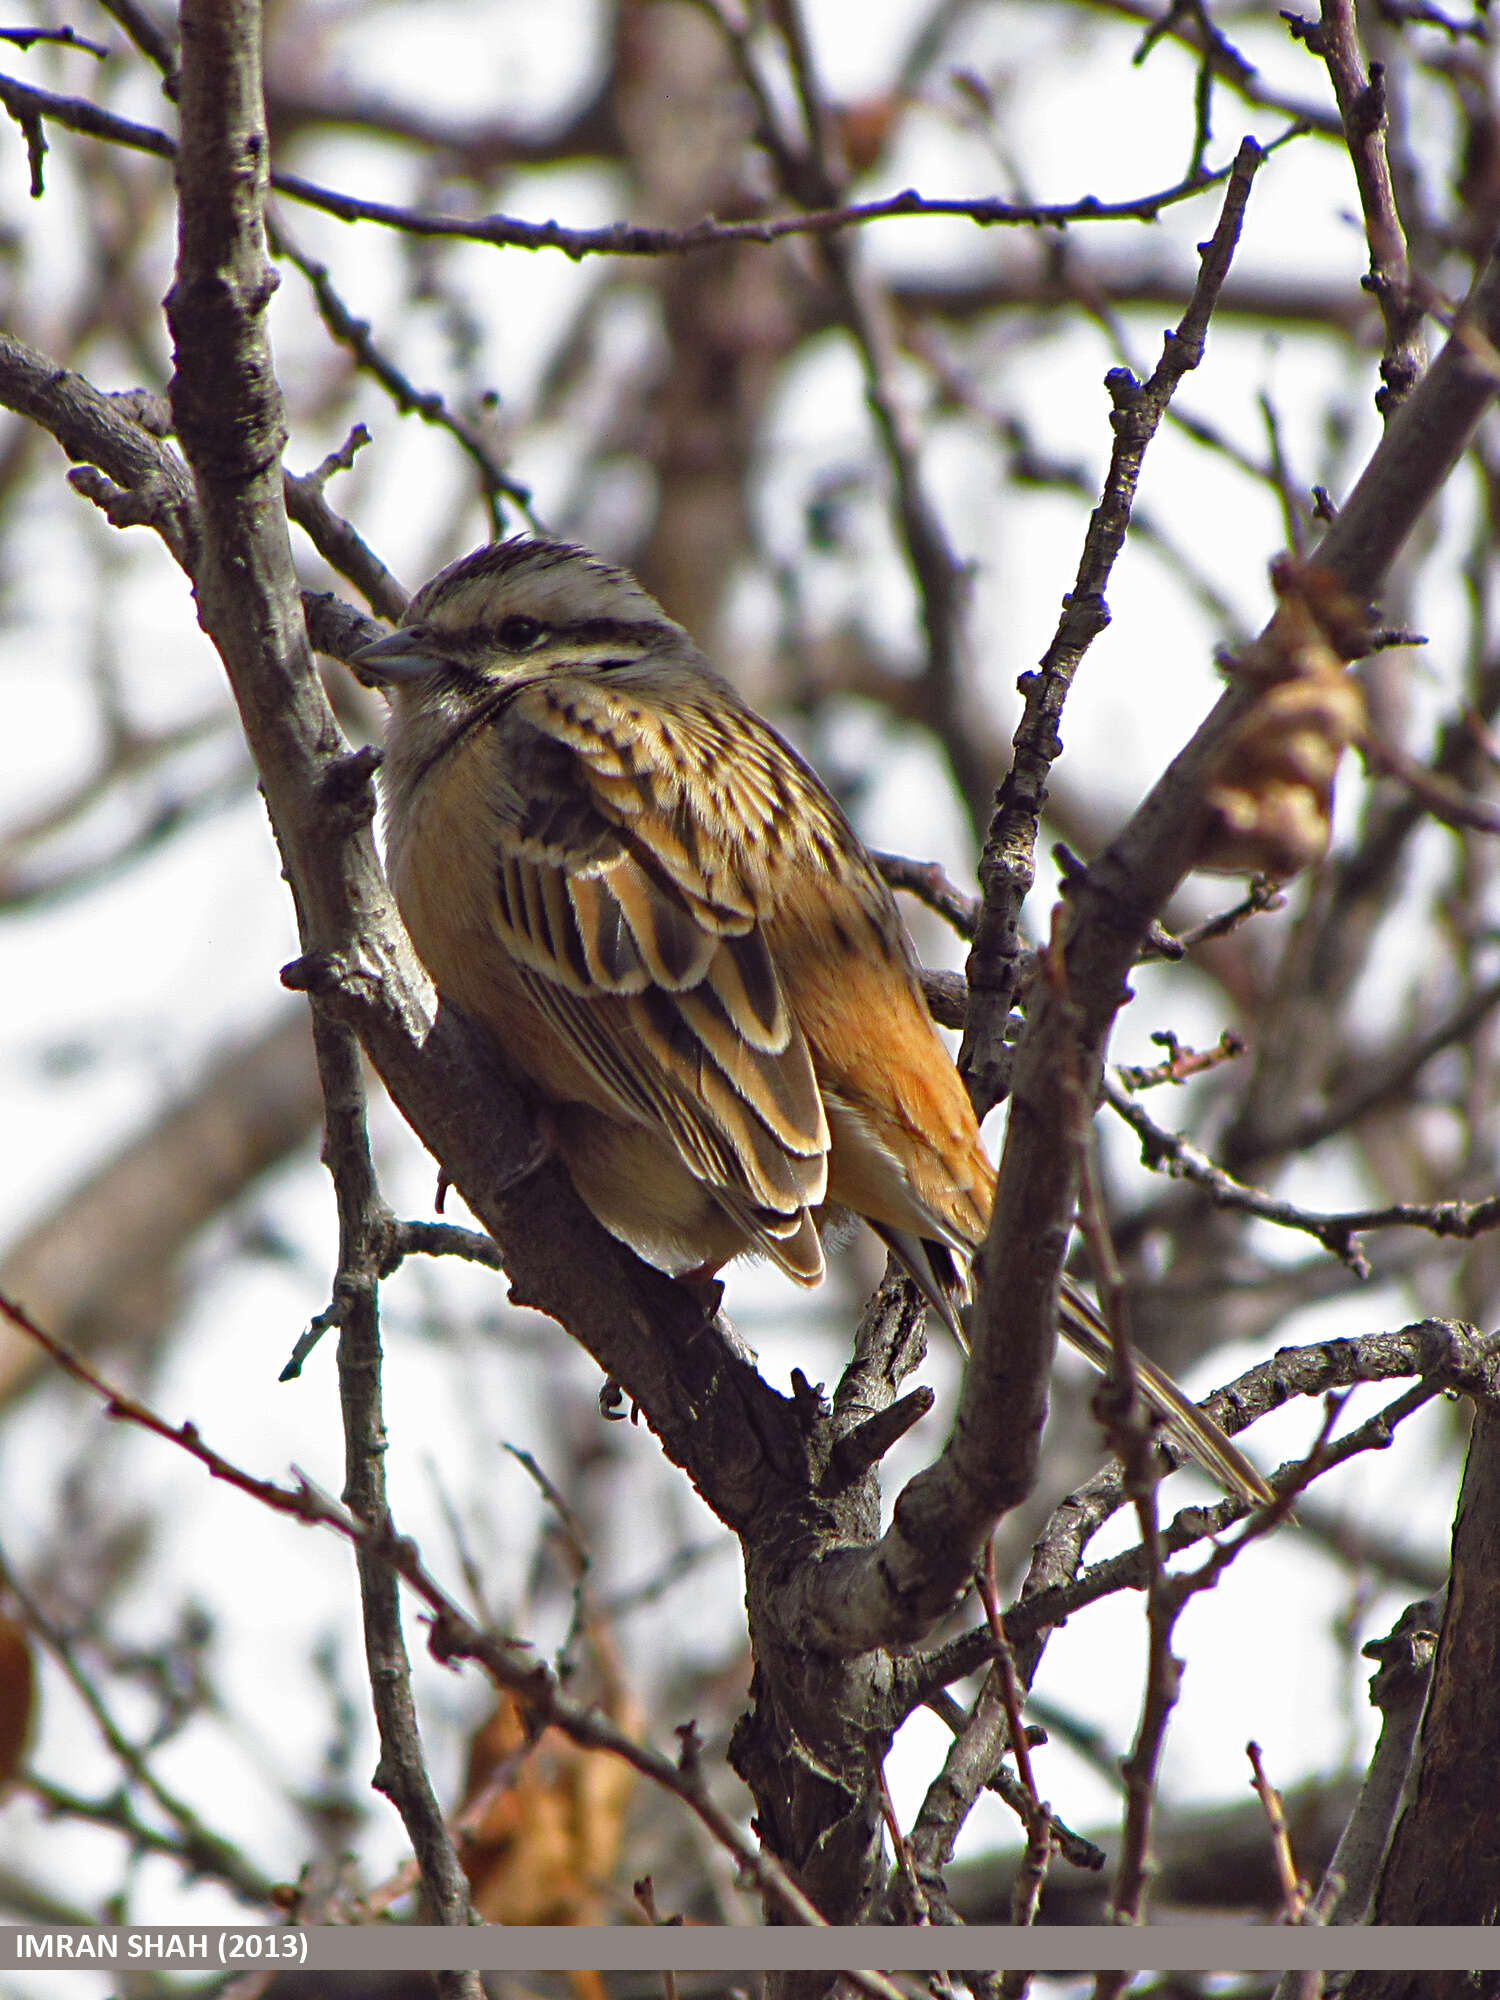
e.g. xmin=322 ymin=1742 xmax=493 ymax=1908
xmin=1 ymin=1927 xmax=1497 ymax=1973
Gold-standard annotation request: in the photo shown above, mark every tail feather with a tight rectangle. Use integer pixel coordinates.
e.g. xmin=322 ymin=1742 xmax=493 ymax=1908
xmin=868 ymin=1222 xmax=968 ymax=1347
xmin=1056 ymin=1277 xmax=1273 ymax=1509
xmin=870 ymin=1225 xmax=1272 ymax=1510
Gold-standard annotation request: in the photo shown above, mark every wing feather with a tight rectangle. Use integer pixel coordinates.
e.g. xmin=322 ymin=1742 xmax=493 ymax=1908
xmin=492 ymin=677 xmax=830 ymax=1271
xmin=602 ymin=849 xmax=717 ymax=989
xmin=675 ymin=988 xmax=818 ymax=1148
xmin=705 ymin=930 xmax=787 ymax=1052
xmin=565 ymin=872 xmax=644 ymax=989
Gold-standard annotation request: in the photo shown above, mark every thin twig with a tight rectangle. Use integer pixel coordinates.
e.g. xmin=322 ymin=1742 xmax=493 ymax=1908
xmin=1247 ymin=1740 xmax=1310 ymax=1921
xmin=0 ymin=69 xmax=1308 ymax=254
xmin=1076 ymin=1044 xmax=1174 ymax=1947
xmin=1140 ymin=878 xmax=1286 ymax=958
xmin=1297 ymin=0 xmax=1425 ymax=412
xmin=270 ymin=214 xmax=536 ymax=530
xmin=634 ymin=1879 xmax=684 ymax=2000
xmin=1104 ymin=1074 xmax=1500 ymax=1267
xmin=959 ymin=134 xmax=1267 ymax=1116
xmin=309 ymin=1008 xmax=479 ymax=1931
xmin=0 ymin=25 xmax=108 ymax=56
xmin=979 ymin=1546 xmax=1054 ymax=1962
xmin=0 ymin=1287 xmax=899 ymax=1969
xmin=1115 ymin=1029 xmax=1247 ymax=1092
xmin=0 ymin=1552 xmax=276 ymax=1905
xmin=874 ymin=851 xmax=980 ymax=938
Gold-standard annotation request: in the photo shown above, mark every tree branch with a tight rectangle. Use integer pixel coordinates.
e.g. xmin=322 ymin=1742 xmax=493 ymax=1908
xmin=958 ymin=135 xmax=1265 ymax=1117
xmin=1300 ymin=0 xmax=1426 ymax=412
xmin=311 ymin=1008 xmax=477 ymax=1927
xmin=0 ymin=65 xmax=1306 ymax=257
xmin=905 ymin=1320 xmax=1499 ymax=1704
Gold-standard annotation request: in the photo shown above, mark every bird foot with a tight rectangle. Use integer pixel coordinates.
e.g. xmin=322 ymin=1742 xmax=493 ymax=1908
xmin=676 ymin=1264 xmax=726 ymax=1324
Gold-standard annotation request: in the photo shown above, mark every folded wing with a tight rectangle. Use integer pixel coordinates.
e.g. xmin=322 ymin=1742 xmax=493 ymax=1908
xmin=493 ymin=675 xmax=830 ymax=1278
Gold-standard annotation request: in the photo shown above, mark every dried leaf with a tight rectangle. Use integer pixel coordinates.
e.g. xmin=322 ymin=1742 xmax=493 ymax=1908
xmin=1196 ymin=560 xmax=1372 ymax=878
xmin=834 ymin=95 xmax=902 ymax=177
xmin=456 ymin=1623 xmax=640 ymax=1930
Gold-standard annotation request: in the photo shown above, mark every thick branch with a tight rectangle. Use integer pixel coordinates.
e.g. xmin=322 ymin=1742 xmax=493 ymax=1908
xmin=1346 ymin=1408 xmax=1500 ymax=1963
xmin=865 ymin=240 xmax=1500 ymax=1655
xmin=770 ymin=145 xmax=1266 ymax=1653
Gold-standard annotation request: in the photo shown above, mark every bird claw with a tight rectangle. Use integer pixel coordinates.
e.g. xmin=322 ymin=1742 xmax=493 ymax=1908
xmin=677 ymin=1265 xmax=726 ymax=1323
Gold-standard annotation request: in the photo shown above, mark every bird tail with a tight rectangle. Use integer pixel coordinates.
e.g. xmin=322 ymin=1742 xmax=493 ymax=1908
xmin=868 ymin=1224 xmax=969 ymax=1347
xmin=1055 ymin=1276 xmax=1273 ymax=1509
xmin=871 ymin=1225 xmax=1273 ymax=1510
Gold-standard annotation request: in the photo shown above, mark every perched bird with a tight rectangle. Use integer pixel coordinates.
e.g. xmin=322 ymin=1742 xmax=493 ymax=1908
xmin=354 ymin=537 xmax=1270 ymax=1509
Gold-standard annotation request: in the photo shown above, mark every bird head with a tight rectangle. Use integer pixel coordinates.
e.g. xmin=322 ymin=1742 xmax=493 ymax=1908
xmin=351 ymin=537 xmax=693 ymax=721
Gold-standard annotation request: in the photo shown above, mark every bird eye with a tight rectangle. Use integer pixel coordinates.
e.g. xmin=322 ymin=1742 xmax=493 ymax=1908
xmin=497 ymin=615 xmax=546 ymax=651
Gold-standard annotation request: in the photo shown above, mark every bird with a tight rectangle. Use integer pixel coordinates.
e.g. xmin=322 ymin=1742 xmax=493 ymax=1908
xmin=352 ymin=535 xmax=1272 ymax=1509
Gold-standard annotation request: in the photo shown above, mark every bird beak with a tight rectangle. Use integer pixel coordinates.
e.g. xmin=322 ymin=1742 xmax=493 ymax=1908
xmin=349 ymin=628 xmax=449 ymax=688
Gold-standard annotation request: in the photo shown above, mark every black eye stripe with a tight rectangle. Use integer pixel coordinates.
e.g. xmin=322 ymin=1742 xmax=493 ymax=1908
xmin=466 ymin=615 xmax=663 ymax=655
xmin=496 ymin=615 xmax=546 ymax=651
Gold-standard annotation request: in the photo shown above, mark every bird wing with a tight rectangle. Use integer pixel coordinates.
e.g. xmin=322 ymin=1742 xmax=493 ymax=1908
xmin=491 ymin=674 xmax=831 ymax=1269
